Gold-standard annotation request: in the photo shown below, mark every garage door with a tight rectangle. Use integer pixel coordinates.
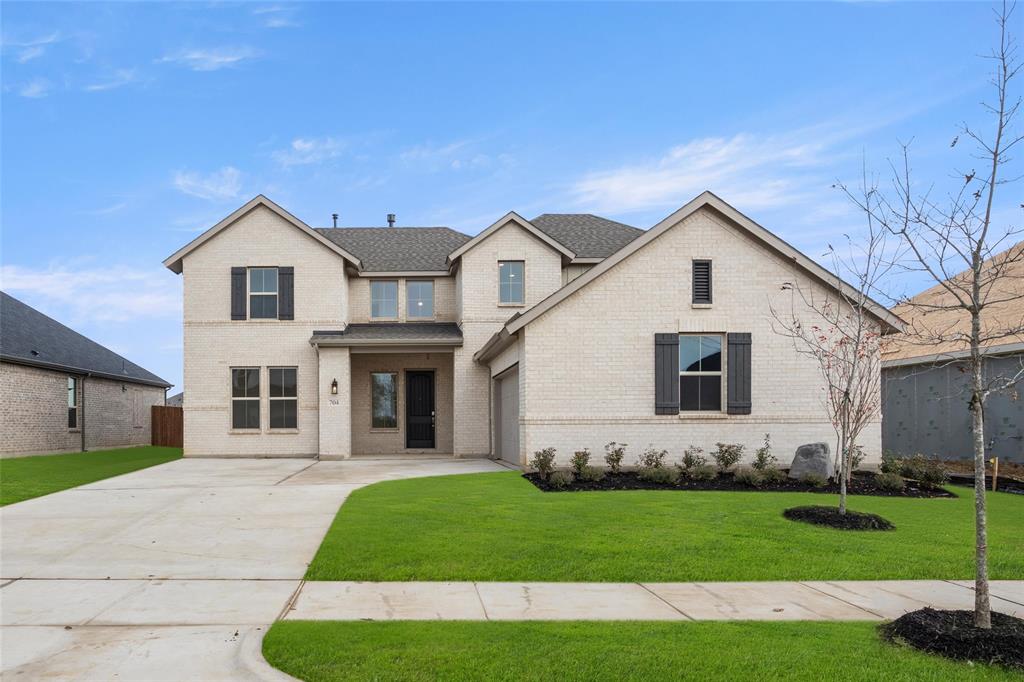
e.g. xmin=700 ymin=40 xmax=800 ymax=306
xmin=495 ymin=367 xmax=520 ymax=466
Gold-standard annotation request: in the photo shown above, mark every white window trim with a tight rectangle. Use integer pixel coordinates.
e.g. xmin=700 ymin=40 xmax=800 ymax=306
xmin=268 ymin=366 xmax=298 ymax=430
xmin=248 ymin=267 xmax=279 ymax=320
xmin=370 ymin=280 xmax=399 ymax=320
xmin=498 ymin=260 xmax=525 ymax=306
xmin=231 ymin=366 xmax=261 ymax=430
xmin=370 ymin=371 xmax=399 ymax=431
xmin=678 ymin=333 xmax=725 ymax=414
xmin=406 ymin=280 xmax=435 ymax=320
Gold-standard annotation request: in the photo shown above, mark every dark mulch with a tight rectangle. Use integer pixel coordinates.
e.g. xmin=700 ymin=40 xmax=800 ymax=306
xmin=882 ymin=607 xmax=1024 ymax=670
xmin=523 ymin=470 xmax=954 ymax=498
xmin=782 ymin=505 xmax=894 ymax=530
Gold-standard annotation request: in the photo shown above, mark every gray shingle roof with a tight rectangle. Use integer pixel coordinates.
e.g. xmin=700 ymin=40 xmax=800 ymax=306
xmin=314 ymin=227 xmax=471 ymax=272
xmin=310 ymin=323 xmax=462 ymax=346
xmin=0 ymin=292 xmax=172 ymax=387
xmin=531 ymin=214 xmax=644 ymax=258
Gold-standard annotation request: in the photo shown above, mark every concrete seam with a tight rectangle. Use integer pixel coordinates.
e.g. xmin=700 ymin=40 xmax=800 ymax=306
xmin=638 ymin=583 xmax=695 ymax=621
xmin=273 ymin=462 xmax=319 ymax=486
xmin=472 ymin=582 xmax=491 ymax=621
xmin=800 ymin=582 xmax=885 ymax=619
xmin=276 ymin=579 xmax=306 ymax=621
xmin=946 ymin=579 xmax=1024 ymax=607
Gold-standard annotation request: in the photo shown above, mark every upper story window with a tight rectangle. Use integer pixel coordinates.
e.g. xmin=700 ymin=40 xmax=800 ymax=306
xmin=231 ymin=367 xmax=260 ymax=429
xmin=269 ymin=367 xmax=298 ymax=429
xmin=67 ymin=377 xmax=78 ymax=428
xmin=370 ymin=280 xmax=398 ymax=319
xmin=249 ymin=268 xmax=278 ymax=319
xmin=679 ymin=334 xmax=722 ymax=412
xmin=692 ymin=260 xmax=712 ymax=304
xmin=498 ymin=261 xmax=525 ymax=305
xmin=407 ymin=280 xmax=434 ymax=319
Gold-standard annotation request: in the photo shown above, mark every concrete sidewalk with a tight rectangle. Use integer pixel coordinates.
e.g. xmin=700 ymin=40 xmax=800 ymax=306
xmin=284 ymin=579 xmax=1024 ymax=622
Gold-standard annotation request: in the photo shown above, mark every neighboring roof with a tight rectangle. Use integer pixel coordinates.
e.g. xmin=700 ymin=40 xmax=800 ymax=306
xmin=883 ymin=241 xmax=1024 ymax=366
xmin=0 ymin=292 xmax=172 ymax=388
xmin=167 ymin=392 xmax=183 ymax=406
xmin=315 ymin=227 xmax=470 ymax=272
xmin=531 ymin=214 xmax=644 ymax=259
xmin=447 ymin=212 xmax=576 ymax=265
xmin=310 ymin=322 xmax=463 ymax=347
xmin=164 ymin=195 xmax=362 ymax=274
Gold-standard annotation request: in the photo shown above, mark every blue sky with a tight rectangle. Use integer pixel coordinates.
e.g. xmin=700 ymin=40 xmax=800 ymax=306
xmin=1 ymin=2 xmax=1018 ymax=391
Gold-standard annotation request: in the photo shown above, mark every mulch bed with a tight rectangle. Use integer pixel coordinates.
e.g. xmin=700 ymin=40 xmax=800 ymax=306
xmin=783 ymin=505 xmax=894 ymax=530
xmin=523 ymin=470 xmax=954 ymax=498
xmin=882 ymin=607 xmax=1024 ymax=670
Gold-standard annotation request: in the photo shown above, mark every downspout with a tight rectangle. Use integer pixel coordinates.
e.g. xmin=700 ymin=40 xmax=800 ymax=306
xmin=80 ymin=374 xmax=88 ymax=452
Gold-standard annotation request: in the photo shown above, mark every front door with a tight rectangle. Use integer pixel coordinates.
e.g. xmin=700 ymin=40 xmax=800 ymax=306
xmin=405 ymin=370 xmax=435 ymax=448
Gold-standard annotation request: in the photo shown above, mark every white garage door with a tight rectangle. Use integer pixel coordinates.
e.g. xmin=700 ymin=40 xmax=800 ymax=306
xmin=495 ymin=367 xmax=520 ymax=466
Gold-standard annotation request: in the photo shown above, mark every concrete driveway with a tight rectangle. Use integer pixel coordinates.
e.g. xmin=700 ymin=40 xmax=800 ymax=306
xmin=0 ymin=456 xmax=507 ymax=681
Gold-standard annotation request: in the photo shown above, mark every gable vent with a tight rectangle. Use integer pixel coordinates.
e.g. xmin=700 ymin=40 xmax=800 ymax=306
xmin=692 ymin=260 xmax=712 ymax=304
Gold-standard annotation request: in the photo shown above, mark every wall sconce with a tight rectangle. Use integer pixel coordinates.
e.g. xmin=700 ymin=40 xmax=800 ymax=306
xmin=121 ymin=384 xmax=127 ymax=393
xmin=330 ymin=379 xmax=338 ymax=395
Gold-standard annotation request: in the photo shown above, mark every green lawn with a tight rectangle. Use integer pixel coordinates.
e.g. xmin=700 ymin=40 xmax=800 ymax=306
xmin=264 ymin=621 xmax=1018 ymax=681
xmin=0 ymin=446 xmax=182 ymax=505
xmin=306 ymin=472 xmax=1024 ymax=581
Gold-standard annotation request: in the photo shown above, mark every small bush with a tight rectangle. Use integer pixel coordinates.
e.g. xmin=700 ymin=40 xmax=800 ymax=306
xmin=875 ymin=471 xmax=906 ymax=491
xmin=637 ymin=466 xmax=680 ymax=484
xmin=800 ymin=472 xmax=828 ymax=488
xmin=638 ymin=446 xmax=669 ymax=469
xmin=688 ymin=464 xmax=718 ymax=481
xmin=734 ymin=467 xmax=766 ymax=488
xmin=761 ymin=467 xmax=788 ymax=485
xmin=529 ymin=447 xmax=557 ymax=480
xmin=604 ymin=442 xmax=627 ymax=474
xmin=901 ymin=454 xmax=949 ymax=486
xmin=848 ymin=444 xmax=866 ymax=472
xmin=570 ymin=448 xmax=591 ymax=476
xmin=547 ymin=470 xmax=574 ymax=489
xmin=752 ymin=434 xmax=776 ymax=471
xmin=579 ymin=465 xmax=606 ymax=483
xmin=681 ymin=445 xmax=707 ymax=471
xmin=880 ymin=450 xmax=902 ymax=474
xmin=712 ymin=442 xmax=744 ymax=472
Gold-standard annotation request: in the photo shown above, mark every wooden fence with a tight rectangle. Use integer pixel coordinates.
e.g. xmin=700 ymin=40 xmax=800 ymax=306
xmin=152 ymin=405 xmax=183 ymax=448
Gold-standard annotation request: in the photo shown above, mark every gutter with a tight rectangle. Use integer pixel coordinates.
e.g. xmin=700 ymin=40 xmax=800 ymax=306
xmin=0 ymin=354 xmax=172 ymax=389
xmin=473 ymin=327 xmax=515 ymax=364
xmin=883 ymin=340 xmax=1024 ymax=369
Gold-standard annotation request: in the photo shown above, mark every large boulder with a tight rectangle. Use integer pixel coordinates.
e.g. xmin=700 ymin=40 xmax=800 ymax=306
xmin=789 ymin=443 xmax=833 ymax=480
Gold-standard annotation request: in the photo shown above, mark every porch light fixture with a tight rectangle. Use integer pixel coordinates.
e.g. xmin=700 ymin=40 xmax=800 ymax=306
xmin=330 ymin=379 xmax=338 ymax=395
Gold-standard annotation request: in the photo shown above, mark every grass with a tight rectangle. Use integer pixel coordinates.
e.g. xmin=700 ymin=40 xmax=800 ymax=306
xmin=305 ymin=472 xmax=1024 ymax=581
xmin=0 ymin=446 xmax=182 ymax=505
xmin=263 ymin=620 xmax=1020 ymax=681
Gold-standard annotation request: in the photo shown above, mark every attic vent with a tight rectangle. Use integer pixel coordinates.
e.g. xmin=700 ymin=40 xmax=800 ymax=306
xmin=30 ymin=350 xmax=39 ymax=356
xmin=692 ymin=260 xmax=712 ymax=304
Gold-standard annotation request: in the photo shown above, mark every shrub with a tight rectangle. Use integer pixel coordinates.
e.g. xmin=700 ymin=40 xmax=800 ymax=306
xmin=604 ymin=442 xmax=627 ymax=474
xmin=681 ymin=445 xmax=707 ymax=471
xmin=688 ymin=464 xmax=718 ymax=481
xmin=570 ymin=448 xmax=591 ymax=476
xmin=875 ymin=471 xmax=906 ymax=491
xmin=752 ymin=434 xmax=776 ymax=471
xmin=880 ymin=450 xmax=902 ymax=474
xmin=638 ymin=446 xmax=669 ymax=469
xmin=637 ymin=466 xmax=680 ymax=485
xmin=848 ymin=444 xmax=866 ymax=472
xmin=800 ymin=472 xmax=828 ymax=488
xmin=734 ymin=467 xmax=765 ymax=487
xmin=579 ymin=465 xmax=606 ymax=483
xmin=712 ymin=442 xmax=744 ymax=472
xmin=547 ymin=470 xmax=574 ymax=489
xmin=761 ymin=467 xmax=788 ymax=485
xmin=900 ymin=454 xmax=949 ymax=486
xmin=529 ymin=447 xmax=557 ymax=480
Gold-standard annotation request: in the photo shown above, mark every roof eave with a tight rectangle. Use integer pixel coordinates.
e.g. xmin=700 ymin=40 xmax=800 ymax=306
xmin=446 ymin=211 xmax=576 ymax=266
xmin=0 ymin=354 xmax=173 ymax=388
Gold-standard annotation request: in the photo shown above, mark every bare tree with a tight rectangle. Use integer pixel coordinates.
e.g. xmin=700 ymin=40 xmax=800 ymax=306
xmin=842 ymin=1 xmax=1023 ymax=629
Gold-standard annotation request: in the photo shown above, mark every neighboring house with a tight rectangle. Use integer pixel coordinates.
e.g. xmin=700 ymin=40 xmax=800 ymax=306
xmin=167 ymin=392 xmax=184 ymax=407
xmin=163 ymin=192 xmax=901 ymax=465
xmin=882 ymin=243 xmax=1024 ymax=462
xmin=0 ymin=292 xmax=172 ymax=457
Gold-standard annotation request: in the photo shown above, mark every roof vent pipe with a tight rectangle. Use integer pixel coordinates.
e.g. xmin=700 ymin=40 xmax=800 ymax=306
xmin=387 ymin=213 xmax=396 ymax=228
xmin=332 ymin=213 xmax=338 ymax=227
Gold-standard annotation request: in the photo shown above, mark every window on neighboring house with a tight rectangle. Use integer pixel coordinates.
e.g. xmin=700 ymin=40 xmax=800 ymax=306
xmin=371 ymin=372 xmax=397 ymax=429
xmin=692 ymin=260 xmax=712 ymax=304
xmin=269 ymin=367 xmax=298 ymax=429
xmin=407 ymin=280 xmax=434 ymax=318
xmin=370 ymin=280 xmax=398 ymax=319
xmin=67 ymin=377 xmax=78 ymax=428
xmin=498 ymin=261 xmax=524 ymax=304
xmin=679 ymin=334 xmax=723 ymax=411
xmin=249 ymin=268 xmax=279 ymax=319
xmin=231 ymin=368 xmax=260 ymax=429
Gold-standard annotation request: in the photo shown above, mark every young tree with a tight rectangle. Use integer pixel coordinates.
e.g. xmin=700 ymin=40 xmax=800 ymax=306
xmin=842 ymin=2 xmax=1023 ymax=629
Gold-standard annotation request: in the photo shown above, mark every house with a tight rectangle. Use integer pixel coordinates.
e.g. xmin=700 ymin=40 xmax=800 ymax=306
xmin=167 ymin=392 xmax=184 ymax=407
xmin=882 ymin=242 xmax=1024 ymax=462
xmin=163 ymin=192 xmax=901 ymax=465
xmin=0 ymin=292 xmax=172 ymax=457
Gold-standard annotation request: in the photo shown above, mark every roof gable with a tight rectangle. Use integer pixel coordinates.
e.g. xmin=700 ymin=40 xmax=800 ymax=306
xmin=531 ymin=214 xmax=643 ymax=259
xmin=315 ymin=227 xmax=470 ymax=272
xmin=447 ymin=212 xmax=576 ymax=265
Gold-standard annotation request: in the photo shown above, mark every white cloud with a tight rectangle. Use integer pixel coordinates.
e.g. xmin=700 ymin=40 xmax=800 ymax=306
xmin=173 ymin=166 xmax=242 ymax=201
xmin=81 ymin=201 xmax=128 ymax=216
xmin=18 ymin=77 xmax=51 ymax=98
xmin=252 ymin=5 xmax=300 ymax=26
xmin=84 ymin=68 xmax=137 ymax=92
xmin=399 ymin=140 xmax=510 ymax=172
xmin=156 ymin=46 xmax=258 ymax=72
xmin=17 ymin=45 xmax=45 ymax=63
xmin=3 ymin=30 xmax=60 ymax=62
xmin=273 ymin=137 xmax=347 ymax=167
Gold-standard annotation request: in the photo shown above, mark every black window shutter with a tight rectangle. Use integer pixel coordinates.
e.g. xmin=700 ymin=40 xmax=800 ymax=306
xmin=727 ymin=332 xmax=752 ymax=414
xmin=693 ymin=260 xmax=712 ymax=304
xmin=278 ymin=267 xmax=294 ymax=320
xmin=231 ymin=267 xmax=247 ymax=320
xmin=655 ymin=333 xmax=680 ymax=415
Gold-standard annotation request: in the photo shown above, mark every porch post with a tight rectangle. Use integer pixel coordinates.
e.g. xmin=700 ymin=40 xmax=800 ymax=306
xmin=317 ymin=346 xmax=351 ymax=459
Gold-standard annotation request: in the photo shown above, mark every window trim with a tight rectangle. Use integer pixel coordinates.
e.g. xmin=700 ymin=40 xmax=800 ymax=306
xmin=67 ymin=376 xmax=78 ymax=429
xmin=498 ymin=260 xmax=525 ymax=305
xmin=230 ymin=367 xmax=261 ymax=430
xmin=370 ymin=280 xmax=399 ymax=320
xmin=678 ymin=333 xmax=724 ymax=413
xmin=692 ymin=259 xmax=713 ymax=305
xmin=370 ymin=371 xmax=398 ymax=430
xmin=268 ymin=366 xmax=298 ymax=430
xmin=406 ymin=279 xmax=435 ymax=319
xmin=248 ymin=267 xmax=279 ymax=320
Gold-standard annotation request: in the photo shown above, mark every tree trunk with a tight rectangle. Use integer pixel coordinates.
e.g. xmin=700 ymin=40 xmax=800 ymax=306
xmin=971 ymin=353 xmax=992 ymax=629
xmin=838 ymin=435 xmax=848 ymax=515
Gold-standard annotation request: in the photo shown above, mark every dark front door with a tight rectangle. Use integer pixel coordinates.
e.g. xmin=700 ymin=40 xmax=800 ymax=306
xmin=405 ymin=370 xmax=435 ymax=448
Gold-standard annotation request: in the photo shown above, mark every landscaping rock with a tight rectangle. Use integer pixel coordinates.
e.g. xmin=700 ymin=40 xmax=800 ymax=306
xmin=788 ymin=442 xmax=832 ymax=480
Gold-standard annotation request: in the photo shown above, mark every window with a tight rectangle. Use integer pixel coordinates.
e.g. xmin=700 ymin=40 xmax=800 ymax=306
xmin=499 ymin=261 xmax=524 ymax=304
xmin=692 ymin=260 xmax=712 ymax=304
xmin=231 ymin=368 xmax=260 ymax=429
xmin=371 ymin=372 xmax=397 ymax=429
xmin=407 ymin=280 xmax=434 ymax=318
xmin=269 ymin=367 xmax=298 ymax=429
xmin=370 ymin=281 xmax=398 ymax=319
xmin=67 ymin=377 xmax=78 ymax=428
xmin=249 ymin=268 xmax=278 ymax=319
xmin=679 ymin=335 xmax=722 ymax=411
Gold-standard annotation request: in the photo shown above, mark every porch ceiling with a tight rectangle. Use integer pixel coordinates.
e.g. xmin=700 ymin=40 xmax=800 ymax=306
xmin=310 ymin=322 xmax=463 ymax=348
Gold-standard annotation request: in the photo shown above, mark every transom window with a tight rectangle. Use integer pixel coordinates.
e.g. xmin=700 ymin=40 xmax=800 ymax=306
xmin=679 ymin=334 xmax=722 ymax=412
xmin=370 ymin=281 xmax=398 ymax=319
xmin=269 ymin=367 xmax=298 ymax=429
xmin=407 ymin=280 xmax=434 ymax=318
xmin=371 ymin=372 xmax=397 ymax=429
xmin=249 ymin=268 xmax=278 ymax=319
xmin=499 ymin=261 xmax=524 ymax=304
xmin=231 ymin=368 xmax=260 ymax=429
xmin=67 ymin=377 xmax=78 ymax=428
